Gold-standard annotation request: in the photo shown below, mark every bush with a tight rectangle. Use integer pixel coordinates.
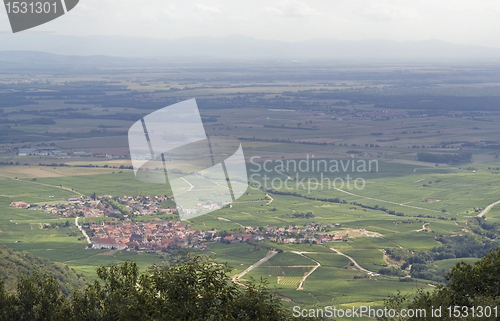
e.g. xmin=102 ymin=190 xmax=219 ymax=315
xmin=0 ymin=255 xmax=317 ymax=321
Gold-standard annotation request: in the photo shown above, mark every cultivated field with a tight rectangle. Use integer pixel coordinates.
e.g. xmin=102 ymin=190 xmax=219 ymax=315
xmin=2 ymin=61 xmax=500 ymax=317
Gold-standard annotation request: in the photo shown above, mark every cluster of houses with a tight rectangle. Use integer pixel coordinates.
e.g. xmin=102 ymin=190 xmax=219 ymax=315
xmin=103 ymin=195 xmax=177 ymax=216
xmin=12 ymin=199 xmax=110 ymax=218
xmin=87 ymin=221 xmax=348 ymax=251
xmin=12 ymin=197 xmax=355 ymax=252
xmin=17 ymin=147 xmax=66 ymax=156
xmin=11 ymin=195 xmax=177 ymax=218
xmin=18 ymin=148 xmax=96 ymax=157
xmin=16 ymin=147 xmax=110 ymax=158
xmin=54 ymin=199 xmax=103 ymax=218
xmin=225 ymin=223 xmax=346 ymax=245
xmin=273 ymin=108 xmax=408 ymax=121
xmin=89 ymin=221 xmax=214 ymax=251
xmin=181 ymin=203 xmax=222 ymax=216
xmin=10 ymin=202 xmax=29 ymax=208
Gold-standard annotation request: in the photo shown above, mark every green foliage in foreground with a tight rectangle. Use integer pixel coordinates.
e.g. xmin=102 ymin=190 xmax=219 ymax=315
xmin=0 ymin=255 xmax=317 ymax=321
xmin=381 ymin=247 xmax=500 ymax=321
xmin=0 ymin=246 xmax=85 ymax=295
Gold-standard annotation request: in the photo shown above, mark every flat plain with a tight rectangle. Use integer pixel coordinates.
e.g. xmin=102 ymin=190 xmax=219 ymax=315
xmin=2 ymin=58 xmax=500 ymax=319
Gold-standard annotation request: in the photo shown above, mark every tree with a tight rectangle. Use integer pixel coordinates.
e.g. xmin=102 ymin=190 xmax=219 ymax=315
xmin=0 ymin=255 xmax=317 ymax=320
xmin=381 ymin=247 xmax=500 ymax=320
xmin=0 ymin=273 xmax=66 ymax=321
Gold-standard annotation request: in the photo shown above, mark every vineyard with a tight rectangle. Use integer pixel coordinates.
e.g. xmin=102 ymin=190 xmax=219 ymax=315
xmin=277 ymin=276 xmax=302 ymax=287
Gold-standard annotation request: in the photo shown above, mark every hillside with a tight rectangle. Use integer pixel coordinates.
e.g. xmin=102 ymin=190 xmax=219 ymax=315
xmin=0 ymin=246 xmax=86 ymax=295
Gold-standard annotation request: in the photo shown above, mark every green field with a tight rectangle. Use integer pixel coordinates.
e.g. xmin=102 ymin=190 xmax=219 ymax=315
xmin=3 ymin=63 xmax=500 ymax=317
xmin=0 ymin=156 xmax=491 ymax=310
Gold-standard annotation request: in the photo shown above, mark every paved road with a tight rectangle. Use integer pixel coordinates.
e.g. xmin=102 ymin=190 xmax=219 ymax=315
xmin=414 ymin=222 xmax=430 ymax=232
xmin=330 ymin=248 xmax=374 ymax=275
xmin=234 ymin=250 xmax=278 ymax=280
xmin=477 ymin=200 xmax=500 ymax=218
xmin=75 ymin=217 xmax=91 ymax=244
xmin=291 ymin=252 xmax=320 ymax=290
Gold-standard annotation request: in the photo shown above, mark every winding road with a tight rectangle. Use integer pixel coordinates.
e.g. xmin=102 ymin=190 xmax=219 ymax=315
xmin=291 ymin=252 xmax=321 ymax=290
xmin=75 ymin=217 xmax=91 ymax=244
xmin=414 ymin=222 xmax=430 ymax=232
xmin=477 ymin=200 xmax=500 ymax=218
xmin=330 ymin=248 xmax=374 ymax=275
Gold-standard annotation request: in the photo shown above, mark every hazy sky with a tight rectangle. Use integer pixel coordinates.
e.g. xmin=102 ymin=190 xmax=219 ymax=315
xmin=1 ymin=0 xmax=500 ymax=47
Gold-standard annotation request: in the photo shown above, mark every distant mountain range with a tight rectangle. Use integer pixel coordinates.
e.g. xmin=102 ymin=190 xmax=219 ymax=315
xmin=0 ymin=34 xmax=500 ymax=61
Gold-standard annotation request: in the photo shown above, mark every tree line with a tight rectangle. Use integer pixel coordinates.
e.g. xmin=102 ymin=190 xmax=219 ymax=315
xmin=0 ymin=255 xmax=317 ymax=321
xmin=381 ymin=247 xmax=500 ymax=321
xmin=417 ymin=152 xmax=472 ymax=164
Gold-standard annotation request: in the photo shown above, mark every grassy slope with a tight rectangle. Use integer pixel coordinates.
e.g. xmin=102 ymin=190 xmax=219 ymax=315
xmin=0 ymin=245 xmax=86 ymax=295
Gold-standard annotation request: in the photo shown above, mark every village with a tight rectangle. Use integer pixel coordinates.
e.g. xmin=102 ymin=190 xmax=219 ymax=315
xmin=11 ymin=197 xmax=361 ymax=252
xmin=88 ymin=220 xmax=212 ymax=251
xmin=87 ymin=221 xmax=351 ymax=251
xmin=11 ymin=194 xmax=177 ymax=218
